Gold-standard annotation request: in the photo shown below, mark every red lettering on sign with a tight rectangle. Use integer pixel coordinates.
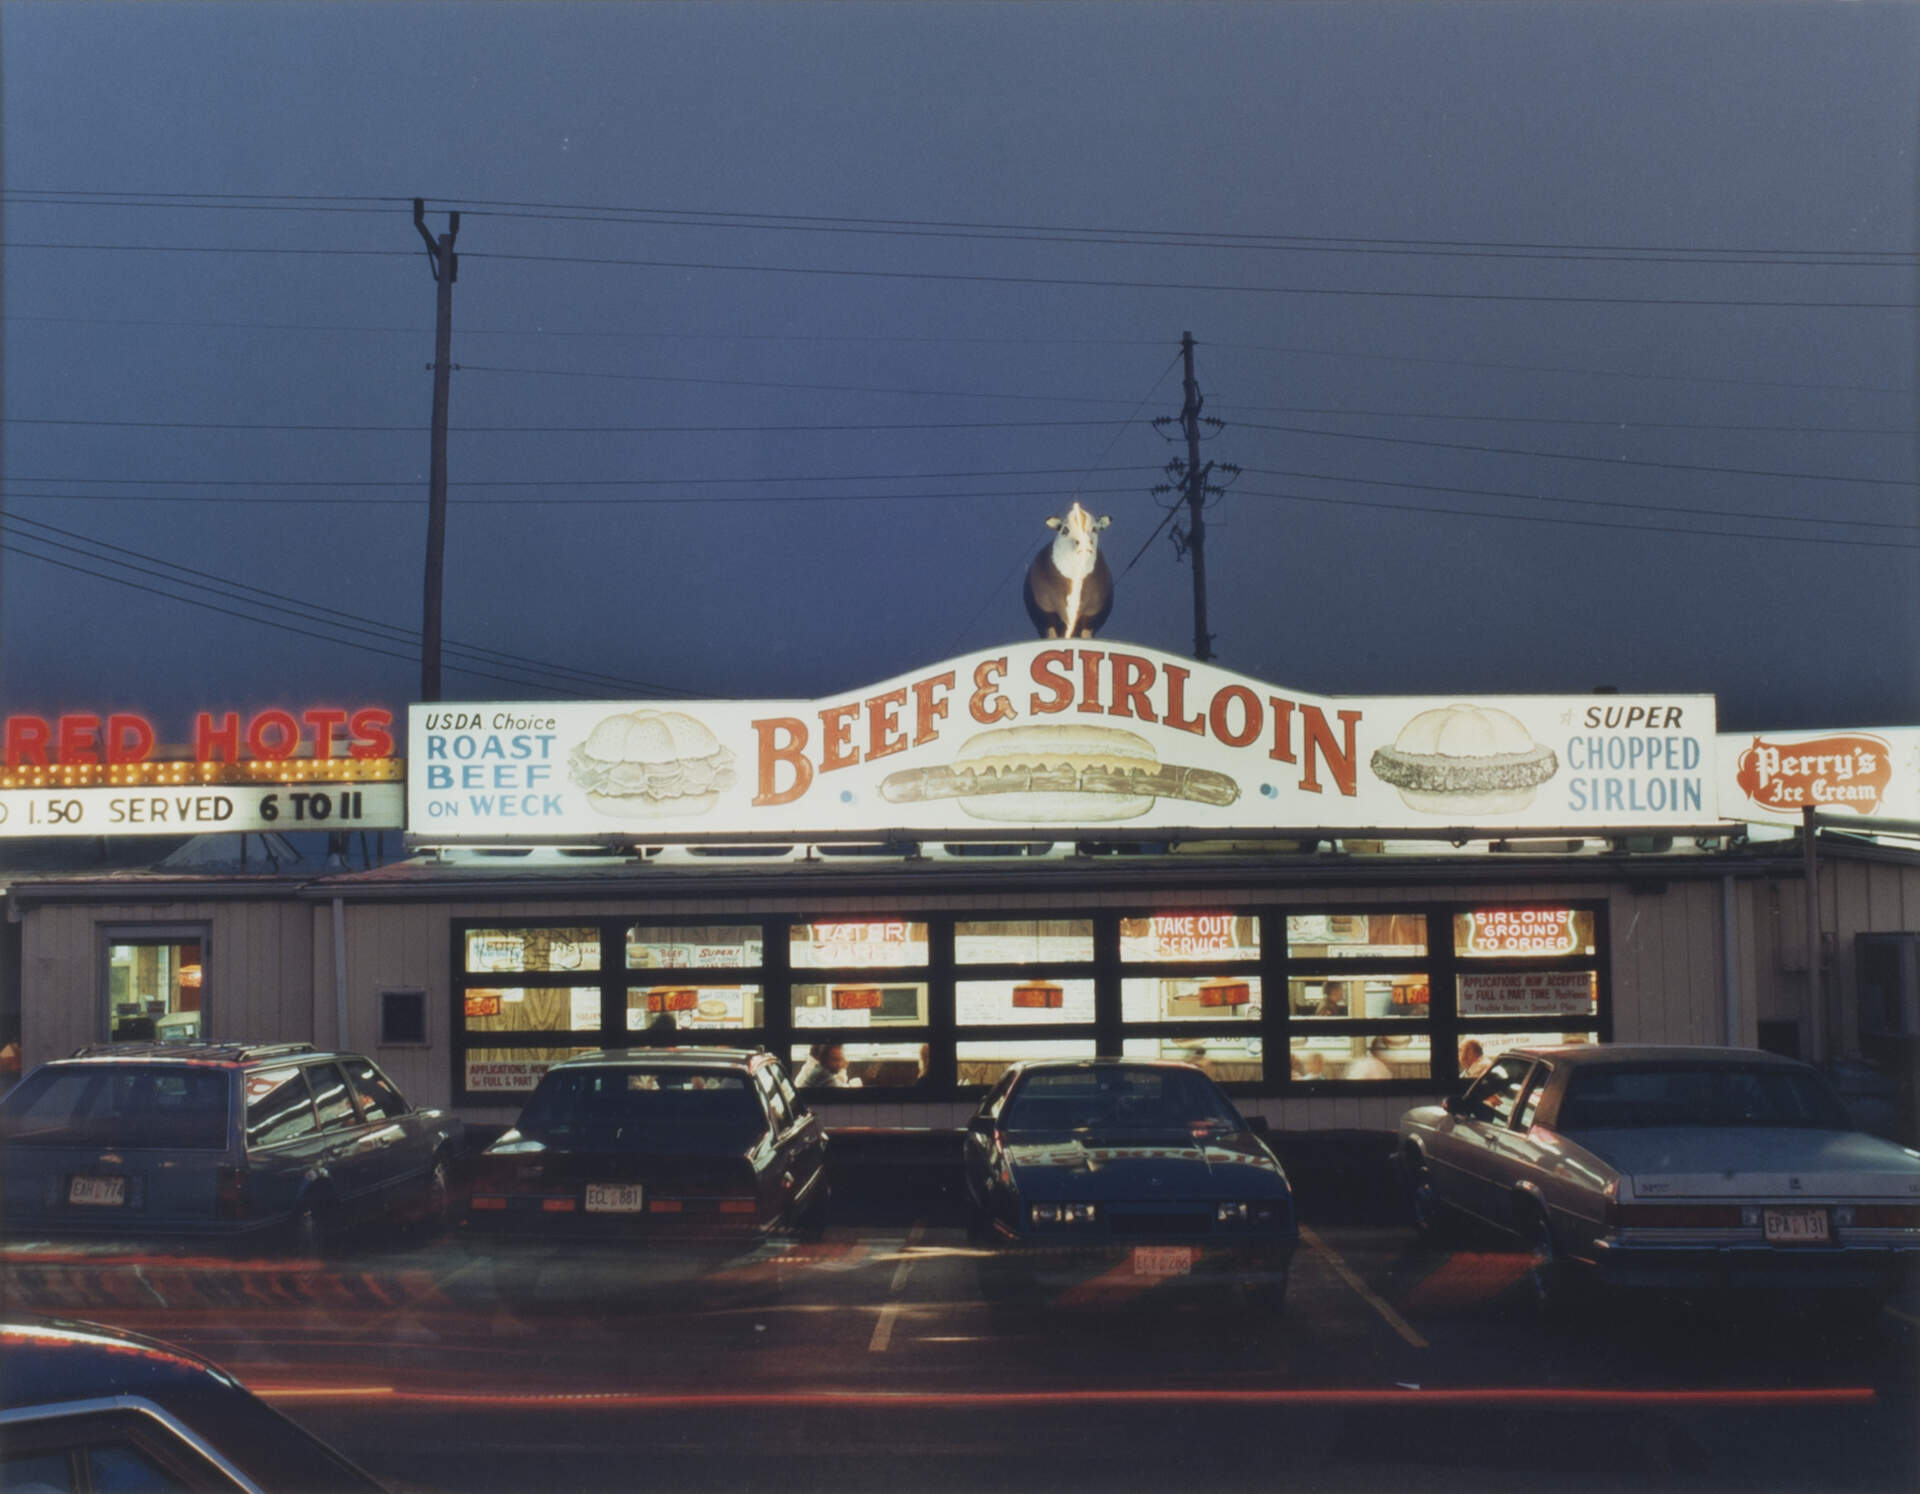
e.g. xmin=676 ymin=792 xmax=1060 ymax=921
xmin=752 ymin=717 xmax=813 ymax=806
xmin=58 ymin=715 xmax=102 ymax=764
xmin=1026 ymin=650 xmax=1072 ymax=717
xmin=6 ymin=716 xmax=51 ymax=768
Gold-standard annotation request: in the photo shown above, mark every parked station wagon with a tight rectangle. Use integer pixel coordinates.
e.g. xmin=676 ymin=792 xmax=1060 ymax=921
xmin=1398 ymin=1044 xmax=1920 ymax=1317
xmin=0 ymin=1043 xmax=464 ymax=1251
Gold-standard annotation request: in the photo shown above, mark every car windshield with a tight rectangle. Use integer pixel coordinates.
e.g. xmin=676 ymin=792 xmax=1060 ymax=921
xmin=1556 ymin=1065 xmax=1853 ymax=1131
xmin=1001 ymin=1066 xmax=1243 ymax=1134
xmin=515 ymin=1067 xmax=766 ymax=1142
xmin=0 ymin=1066 xmax=230 ymax=1149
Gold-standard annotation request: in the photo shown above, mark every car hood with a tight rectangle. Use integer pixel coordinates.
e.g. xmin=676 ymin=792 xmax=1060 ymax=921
xmin=1566 ymin=1125 xmax=1920 ymax=1200
xmin=1002 ymin=1131 xmax=1288 ymax=1200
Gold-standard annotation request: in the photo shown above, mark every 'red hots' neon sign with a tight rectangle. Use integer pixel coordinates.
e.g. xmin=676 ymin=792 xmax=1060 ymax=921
xmin=3 ymin=709 xmax=395 ymax=768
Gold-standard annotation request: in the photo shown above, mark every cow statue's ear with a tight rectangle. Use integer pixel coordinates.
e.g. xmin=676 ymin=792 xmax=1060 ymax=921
xmin=1046 ymin=516 xmax=1063 ymax=530
xmin=1093 ymin=516 xmax=1111 ymax=531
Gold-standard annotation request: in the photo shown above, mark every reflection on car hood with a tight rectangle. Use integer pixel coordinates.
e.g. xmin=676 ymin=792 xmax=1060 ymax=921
xmin=1002 ymin=1131 xmax=1288 ymax=1199
xmin=1567 ymin=1125 xmax=1920 ymax=1200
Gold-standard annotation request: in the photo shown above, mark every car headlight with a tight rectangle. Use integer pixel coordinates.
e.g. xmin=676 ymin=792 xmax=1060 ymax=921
xmin=1030 ymin=1202 xmax=1099 ymax=1226
xmin=1218 ymin=1200 xmax=1282 ymax=1224
xmin=1217 ymin=1201 xmax=1250 ymax=1223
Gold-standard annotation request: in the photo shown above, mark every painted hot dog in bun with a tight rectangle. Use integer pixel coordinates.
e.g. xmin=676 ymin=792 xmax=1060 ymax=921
xmin=880 ymin=723 xmax=1240 ymax=822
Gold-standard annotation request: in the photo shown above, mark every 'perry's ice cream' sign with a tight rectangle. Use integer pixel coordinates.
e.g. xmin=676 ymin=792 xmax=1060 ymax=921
xmin=408 ymin=641 xmax=1720 ymax=841
xmin=1719 ymin=728 xmax=1920 ymax=826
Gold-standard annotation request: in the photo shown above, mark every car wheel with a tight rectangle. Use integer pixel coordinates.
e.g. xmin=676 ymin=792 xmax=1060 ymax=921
xmin=1405 ymin=1148 xmax=1453 ymax=1245
xmin=1519 ymin=1201 xmax=1582 ymax=1326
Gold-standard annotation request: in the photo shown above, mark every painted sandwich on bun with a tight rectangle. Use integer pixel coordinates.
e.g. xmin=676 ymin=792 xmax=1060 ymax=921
xmin=568 ymin=709 xmax=737 ymax=818
xmin=1369 ymin=703 xmax=1558 ymax=814
xmin=880 ymin=723 xmax=1239 ymax=823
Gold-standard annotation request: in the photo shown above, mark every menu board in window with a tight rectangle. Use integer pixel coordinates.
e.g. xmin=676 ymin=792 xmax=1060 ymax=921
xmin=465 ymin=927 xmax=600 ymax=973
xmin=790 ymin=921 xmax=929 ymax=969
xmin=626 ymin=925 xmax=762 ymax=969
xmin=1120 ymin=914 xmax=1260 ymax=962
xmin=1455 ymin=909 xmax=1595 ymax=958
xmin=1285 ymin=913 xmax=1427 ymax=959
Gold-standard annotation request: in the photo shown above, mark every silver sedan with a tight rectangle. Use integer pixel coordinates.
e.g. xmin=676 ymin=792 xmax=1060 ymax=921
xmin=1396 ymin=1044 xmax=1920 ymax=1319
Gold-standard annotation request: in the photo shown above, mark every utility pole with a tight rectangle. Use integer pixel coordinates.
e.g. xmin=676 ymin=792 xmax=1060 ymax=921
xmin=1178 ymin=331 xmax=1213 ymax=661
xmin=414 ymin=199 xmax=459 ymax=702
xmin=1151 ymin=332 xmax=1237 ymax=662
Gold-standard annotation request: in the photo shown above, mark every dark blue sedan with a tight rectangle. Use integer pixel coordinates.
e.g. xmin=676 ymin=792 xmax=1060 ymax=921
xmin=962 ymin=1059 xmax=1297 ymax=1310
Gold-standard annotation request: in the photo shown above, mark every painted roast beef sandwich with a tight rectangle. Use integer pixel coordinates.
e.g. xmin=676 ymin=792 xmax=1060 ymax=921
xmin=1369 ymin=703 xmax=1558 ymax=814
xmin=568 ymin=709 xmax=737 ymax=817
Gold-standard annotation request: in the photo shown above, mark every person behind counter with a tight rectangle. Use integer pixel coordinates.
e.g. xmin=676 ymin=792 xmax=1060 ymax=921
xmin=1343 ymin=1036 xmax=1396 ymax=1080
xmin=795 ymin=1042 xmax=861 ymax=1088
xmin=1458 ymin=1039 xmax=1492 ymax=1078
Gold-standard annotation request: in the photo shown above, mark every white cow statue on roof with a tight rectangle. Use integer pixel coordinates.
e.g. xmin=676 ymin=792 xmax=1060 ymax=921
xmin=1022 ymin=502 xmax=1113 ymax=640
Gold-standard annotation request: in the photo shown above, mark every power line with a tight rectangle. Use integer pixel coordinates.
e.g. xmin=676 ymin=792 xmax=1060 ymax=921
xmin=1231 ymin=419 xmax=1915 ymax=488
xmin=7 ymin=192 xmax=1912 ymax=261
xmin=0 ymin=516 xmax=699 ymax=698
xmin=6 ymin=465 xmax=1162 ymax=490
xmin=1235 ymin=485 xmax=1920 ymax=551
xmin=7 ymin=239 xmax=1911 ymax=309
xmin=11 ymin=313 xmax=1909 ymax=399
xmin=0 ymin=484 xmax=1147 ymax=509
xmin=4 ymin=416 xmax=1130 ymax=434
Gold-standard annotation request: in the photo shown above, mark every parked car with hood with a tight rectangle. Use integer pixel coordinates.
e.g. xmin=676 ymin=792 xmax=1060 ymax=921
xmin=1 ymin=1315 xmax=385 ymax=1492
xmin=1397 ymin=1044 xmax=1920 ymax=1318
xmin=963 ymin=1058 xmax=1297 ymax=1309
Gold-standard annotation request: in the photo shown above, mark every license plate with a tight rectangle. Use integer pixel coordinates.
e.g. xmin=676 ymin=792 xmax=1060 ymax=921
xmin=1132 ymin=1245 xmax=1195 ymax=1277
xmin=68 ymin=1175 xmax=126 ymax=1207
xmin=585 ymin=1183 xmax=644 ymax=1214
xmin=1763 ymin=1206 xmax=1830 ymax=1244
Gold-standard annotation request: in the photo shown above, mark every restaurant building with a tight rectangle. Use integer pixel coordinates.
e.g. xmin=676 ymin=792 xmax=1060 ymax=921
xmin=4 ymin=642 xmax=1917 ymax=1138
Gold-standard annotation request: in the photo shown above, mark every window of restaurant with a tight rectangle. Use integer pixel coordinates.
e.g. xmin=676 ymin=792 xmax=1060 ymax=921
xmin=102 ymin=927 xmax=208 ymax=1044
xmin=449 ymin=902 xmax=1607 ymax=1103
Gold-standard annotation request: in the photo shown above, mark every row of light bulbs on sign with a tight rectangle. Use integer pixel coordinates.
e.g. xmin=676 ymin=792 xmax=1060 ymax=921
xmin=0 ymin=758 xmax=403 ymax=791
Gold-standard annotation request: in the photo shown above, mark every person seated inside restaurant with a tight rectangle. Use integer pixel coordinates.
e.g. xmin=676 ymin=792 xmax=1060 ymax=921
xmin=795 ymin=1042 xmax=861 ymax=1088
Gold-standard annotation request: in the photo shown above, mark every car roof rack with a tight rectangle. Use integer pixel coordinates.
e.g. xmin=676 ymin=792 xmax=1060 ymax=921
xmin=70 ymin=1040 xmax=318 ymax=1063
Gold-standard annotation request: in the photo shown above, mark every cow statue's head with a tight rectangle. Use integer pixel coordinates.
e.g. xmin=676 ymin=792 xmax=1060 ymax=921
xmin=1025 ymin=501 xmax=1115 ymax=639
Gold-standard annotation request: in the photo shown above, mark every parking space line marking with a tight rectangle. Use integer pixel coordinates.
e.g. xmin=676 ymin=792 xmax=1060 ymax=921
xmin=1886 ymin=1305 xmax=1918 ymax=1329
xmin=870 ymin=1221 xmax=925 ymax=1352
xmin=889 ymin=1222 xmax=925 ymax=1294
xmin=1299 ymin=1224 xmax=1429 ymax=1350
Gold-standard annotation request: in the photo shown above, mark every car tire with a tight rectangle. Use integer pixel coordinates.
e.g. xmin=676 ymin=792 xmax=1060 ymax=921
xmin=1405 ymin=1147 xmax=1454 ymax=1245
xmin=1519 ymin=1201 xmax=1584 ymax=1327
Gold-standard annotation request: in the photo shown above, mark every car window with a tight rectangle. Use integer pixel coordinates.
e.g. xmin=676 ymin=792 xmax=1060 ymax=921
xmin=84 ymin=1440 xmax=194 ymax=1493
xmin=244 ymin=1065 xmax=320 ymax=1149
xmin=516 ymin=1067 xmax=766 ymax=1141
xmin=341 ymin=1056 xmax=412 ymax=1121
xmin=305 ymin=1062 xmax=362 ymax=1131
xmin=1002 ymin=1066 xmax=1240 ymax=1132
xmin=755 ymin=1065 xmax=793 ymax=1130
xmin=770 ymin=1062 xmax=804 ymax=1117
xmin=1515 ymin=1064 xmax=1550 ymax=1130
xmin=0 ymin=1067 xmax=229 ymax=1150
xmin=1465 ymin=1058 xmax=1533 ymax=1126
xmin=1556 ymin=1065 xmax=1853 ymax=1130
xmin=0 ymin=1436 xmax=194 ymax=1494
xmin=979 ymin=1071 xmax=1017 ymax=1121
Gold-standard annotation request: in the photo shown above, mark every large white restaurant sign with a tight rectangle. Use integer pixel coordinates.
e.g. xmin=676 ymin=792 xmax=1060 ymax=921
xmin=410 ymin=642 xmax=1719 ymax=842
xmin=1717 ymin=726 xmax=1920 ymax=827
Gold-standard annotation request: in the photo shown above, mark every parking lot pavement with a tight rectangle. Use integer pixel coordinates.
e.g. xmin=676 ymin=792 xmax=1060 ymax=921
xmin=5 ymin=1222 xmax=1915 ymax=1491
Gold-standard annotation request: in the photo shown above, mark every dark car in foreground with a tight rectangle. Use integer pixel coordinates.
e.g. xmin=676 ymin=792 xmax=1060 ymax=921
xmin=1 ymin=1316 xmax=385 ymax=1492
xmin=1398 ymin=1044 xmax=1920 ymax=1319
xmin=0 ymin=1043 xmax=464 ymax=1252
xmin=463 ymin=1047 xmax=829 ymax=1239
xmin=963 ymin=1059 xmax=1297 ymax=1309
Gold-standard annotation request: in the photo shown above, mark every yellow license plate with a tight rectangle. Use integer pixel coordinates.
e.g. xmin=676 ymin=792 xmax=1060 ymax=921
xmin=1763 ymin=1207 xmax=1830 ymax=1243
xmin=1132 ymin=1245 xmax=1195 ymax=1277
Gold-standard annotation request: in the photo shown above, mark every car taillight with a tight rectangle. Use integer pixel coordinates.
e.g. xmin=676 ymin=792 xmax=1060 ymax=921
xmin=1853 ymin=1204 xmax=1920 ymax=1228
xmin=1608 ymin=1203 xmax=1745 ymax=1228
xmin=717 ymin=1199 xmax=757 ymax=1214
xmin=215 ymin=1164 xmax=250 ymax=1220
